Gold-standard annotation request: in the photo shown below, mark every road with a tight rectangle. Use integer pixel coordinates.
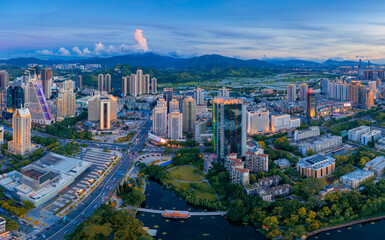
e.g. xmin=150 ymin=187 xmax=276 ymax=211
xmin=31 ymin=119 xmax=152 ymax=240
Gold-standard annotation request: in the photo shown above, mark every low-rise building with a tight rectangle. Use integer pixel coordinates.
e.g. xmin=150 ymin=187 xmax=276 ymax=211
xmin=274 ymin=158 xmax=291 ymax=169
xmin=348 ymin=125 xmax=370 ymax=142
xmin=364 ymin=156 xmax=385 ymax=176
xmin=244 ymin=183 xmax=272 ymax=202
xmin=0 ymin=217 xmax=5 ymax=233
xmin=299 ymin=135 xmax=342 ymax=155
xmin=270 ymin=114 xmax=300 ymax=132
xmin=340 ymin=169 xmax=374 ymax=188
xmin=361 ymin=130 xmax=381 ymax=145
xmin=267 ymin=184 xmax=292 ymax=198
xmin=294 ymin=126 xmax=320 ymax=141
xmin=258 ymin=175 xmax=281 ymax=188
xmin=225 ymin=154 xmax=249 ymax=186
xmin=297 ymin=154 xmax=335 ymax=178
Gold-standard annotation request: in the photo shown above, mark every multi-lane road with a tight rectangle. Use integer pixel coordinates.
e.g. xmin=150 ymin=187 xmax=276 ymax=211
xmin=30 ymin=119 xmax=152 ymax=240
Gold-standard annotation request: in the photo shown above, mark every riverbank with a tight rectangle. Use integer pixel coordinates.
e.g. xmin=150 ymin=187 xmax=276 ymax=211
xmin=306 ymin=214 xmax=385 ymax=238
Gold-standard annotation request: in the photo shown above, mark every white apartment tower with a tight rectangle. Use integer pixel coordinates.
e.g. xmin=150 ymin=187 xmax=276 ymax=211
xmin=168 ymin=111 xmax=183 ymax=140
xmin=105 ymin=74 xmax=112 ymax=93
xmin=152 ymin=100 xmax=168 ymax=135
xmin=299 ymin=83 xmax=308 ymax=101
xmin=57 ymin=80 xmax=75 ymax=121
xmin=287 ymin=84 xmax=296 ymax=102
xmin=98 ymin=74 xmax=104 ymax=92
xmin=194 ymin=87 xmax=205 ymax=105
xmin=182 ymin=97 xmax=196 ymax=134
xmin=151 ymin=78 xmax=157 ymax=94
xmin=247 ymin=110 xmax=270 ymax=134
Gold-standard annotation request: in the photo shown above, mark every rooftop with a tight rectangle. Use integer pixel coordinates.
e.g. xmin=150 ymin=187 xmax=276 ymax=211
xmin=341 ymin=169 xmax=374 ymax=182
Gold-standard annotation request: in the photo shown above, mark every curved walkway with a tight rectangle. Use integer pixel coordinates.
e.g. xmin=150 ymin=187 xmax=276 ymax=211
xmin=124 ymin=206 xmax=227 ymax=216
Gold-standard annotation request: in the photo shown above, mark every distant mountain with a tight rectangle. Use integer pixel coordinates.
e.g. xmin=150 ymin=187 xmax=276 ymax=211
xmin=174 ymin=54 xmax=274 ymax=70
xmin=0 ymin=53 xmax=274 ymax=70
xmin=323 ymin=59 xmax=360 ymax=66
xmin=265 ymin=59 xmax=322 ymax=67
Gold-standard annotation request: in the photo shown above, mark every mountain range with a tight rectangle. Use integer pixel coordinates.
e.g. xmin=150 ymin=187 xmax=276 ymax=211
xmin=0 ymin=53 xmax=365 ymax=70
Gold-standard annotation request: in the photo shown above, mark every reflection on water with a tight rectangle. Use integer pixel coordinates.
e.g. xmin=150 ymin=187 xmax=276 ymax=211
xmin=137 ymin=180 xmax=266 ymax=240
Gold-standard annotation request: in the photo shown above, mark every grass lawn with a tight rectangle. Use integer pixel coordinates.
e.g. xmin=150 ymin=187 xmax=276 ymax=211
xmin=167 ymin=165 xmax=204 ymax=182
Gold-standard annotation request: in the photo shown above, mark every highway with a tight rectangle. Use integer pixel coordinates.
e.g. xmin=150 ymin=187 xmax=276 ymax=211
xmin=31 ymin=119 xmax=152 ymax=240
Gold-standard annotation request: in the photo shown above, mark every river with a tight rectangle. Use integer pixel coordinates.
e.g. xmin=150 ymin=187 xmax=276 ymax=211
xmin=137 ymin=180 xmax=385 ymax=240
xmin=136 ymin=180 xmax=266 ymax=240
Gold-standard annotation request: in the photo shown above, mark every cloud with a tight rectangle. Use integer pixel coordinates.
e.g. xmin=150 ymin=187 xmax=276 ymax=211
xmin=134 ymin=29 xmax=148 ymax=51
xmin=36 ymin=30 xmax=150 ymax=57
xmin=58 ymin=47 xmax=71 ymax=56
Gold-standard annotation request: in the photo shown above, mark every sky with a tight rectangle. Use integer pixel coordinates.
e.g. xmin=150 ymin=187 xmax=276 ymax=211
xmin=2 ymin=0 xmax=385 ymax=62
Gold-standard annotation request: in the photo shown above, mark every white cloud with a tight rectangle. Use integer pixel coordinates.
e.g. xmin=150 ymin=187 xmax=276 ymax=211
xmin=59 ymin=47 xmax=71 ymax=56
xmin=36 ymin=30 xmax=150 ymax=57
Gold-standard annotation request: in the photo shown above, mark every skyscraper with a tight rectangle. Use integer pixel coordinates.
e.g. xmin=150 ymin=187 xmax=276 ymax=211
xmin=6 ymin=81 xmax=26 ymax=113
xmin=152 ymin=99 xmax=167 ymax=135
xmin=364 ymin=87 xmax=374 ymax=109
xmin=213 ymin=97 xmax=246 ymax=159
xmin=88 ymin=92 xmax=117 ymax=130
xmin=287 ymin=84 xmax=296 ymax=102
xmin=27 ymin=80 xmax=55 ymax=125
xmin=129 ymin=74 xmax=138 ymax=97
xmin=368 ymin=81 xmax=377 ymax=99
xmin=0 ymin=70 xmax=9 ymax=92
xmin=143 ymin=74 xmax=150 ymax=94
xmin=105 ymin=74 xmax=111 ymax=93
xmin=151 ymin=78 xmax=157 ymax=94
xmin=320 ymin=79 xmax=329 ymax=94
xmin=194 ymin=87 xmax=205 ymax=105
xmin=122 ymin=76 xmax=129 ymax=97
xmin=137 ymin=69 xmax=143 ymax=95
xmin=299 ymin=83 xmax=308 ymax=101
xmin=306 ymin=89 xmax=317 ymax=120
xmin=8 ymin=108 xmax=32 ymax=155
xmin=57 ymin=80 xmax=75 ymax=121
xmin=98 ymin=74 xmax=104 ymax=92
xmin=163 ymin=88 xmax=173 ymax=113
xmin=182 ymin=97 xmax=196 ymax=134
xmin=40 ymin=68 xmax=53 ymax=99
xmin=76 ymin=75 xmax=82 ymax=89
xmin=348 ymin=81 xmax=365 ymax=106
xmin=168 ymin=110 xmax=183 ymax=140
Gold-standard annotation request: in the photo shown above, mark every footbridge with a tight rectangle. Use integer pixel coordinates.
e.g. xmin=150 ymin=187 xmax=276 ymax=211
xmin=123 ymin=206 xmax=227 ymax=216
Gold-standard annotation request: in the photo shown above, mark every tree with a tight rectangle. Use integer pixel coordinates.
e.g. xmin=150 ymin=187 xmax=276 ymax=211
xmin=306 ymin=148 xmax=316 ymax=156
xmin=266 ymin=229 xmax=282 ymax=238
xmin=249 ymin=174 xmax=257 ymax=184
xmin=263 ymin=216 xmax=279 ymax=229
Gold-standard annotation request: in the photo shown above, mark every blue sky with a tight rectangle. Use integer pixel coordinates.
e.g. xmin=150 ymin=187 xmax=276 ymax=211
xmin=2 ymin=0 xmax=385 ymax=61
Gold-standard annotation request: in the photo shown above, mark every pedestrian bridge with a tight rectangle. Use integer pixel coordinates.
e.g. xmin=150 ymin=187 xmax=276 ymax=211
xmin=123 ymin=206 xmax=227 ymax=216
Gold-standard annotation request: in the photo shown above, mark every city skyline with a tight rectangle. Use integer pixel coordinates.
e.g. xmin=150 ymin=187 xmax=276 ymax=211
xmin=3 ymin=0 xmax=385 ymax=62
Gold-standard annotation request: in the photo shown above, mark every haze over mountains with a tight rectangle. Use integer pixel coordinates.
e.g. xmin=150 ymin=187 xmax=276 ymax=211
xmin=0 ymin=53 xmax=366 ymax=70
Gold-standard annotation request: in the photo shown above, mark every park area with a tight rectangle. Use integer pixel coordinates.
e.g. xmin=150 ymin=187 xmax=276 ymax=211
xmin=165 ymin=165 xmax=217 ymax=201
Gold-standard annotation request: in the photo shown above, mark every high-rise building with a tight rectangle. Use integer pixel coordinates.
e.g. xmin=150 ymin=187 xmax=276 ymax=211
xmin=76 ymin=75 xmax=82 ymax=89
xmin=57 ymin=80 xmax=75 ymax=121
xmin=213 ymin=97 xmax=246 ymax=159
xmin=6 ymin=81 xmax=26 ymax=113
xmin=194 ymin=87 xmax=205 ymax=105
xmin=105 ymin=74 xmax=111 ymax=93
xmin=0 ymin=70 xmax=9 ymax=92
xmin=136 ymin=70 xmax=143 ymax=95
xmin=122 ymin=77 xmax=129 ymax=97
xmin=129 ymin=74 xmax=138 ymax=97
xmin=169 ymin=98 xmax=180 ymax=112
xmin=151 ymin=78 xmax=157 ymax=94
xmin=218 ymin=87 xmax=229 ymax=97
xmin=152 ymin=99 xmax=167 ymax=135
xmin=40 ymin=68 xmax=53 ymax=99
xmin=287 ymin=84 xmax=296 ymax=102
xmin=364 ymin=87 xmax=374 ymax=109
xmin=168 ymin=110 xmax=183 ymax=140
xmin=27 ymin=80 xmax=55 ymax=125
xmin=163 ymin=88 xmax=173 ymax=113
xmin=88 ymin=92 xmax=117 ymax=130
xmin=143 ymin=74 xmax=150 ymax=94
xmin=306 ymin=89 xmax=317 ymax=120
xmin=299 ymin=83 xmax=308 ymax=101
xmin=247 ymin=110 xmax=270 ymax=134
xmin=98 ymin=74 xmax=104 ymax=92
xmin=182 ymin=97 xmax=196 ymax=134
xmin=368 ymin=81 xmax=377 ymax=99
xmin=8 ymin=108 xmax=32 ymax=155
xmin=320 ymin=79 xmax=329 ymax=94
xmin=348 ymin=80 xmax=365 ymax=105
